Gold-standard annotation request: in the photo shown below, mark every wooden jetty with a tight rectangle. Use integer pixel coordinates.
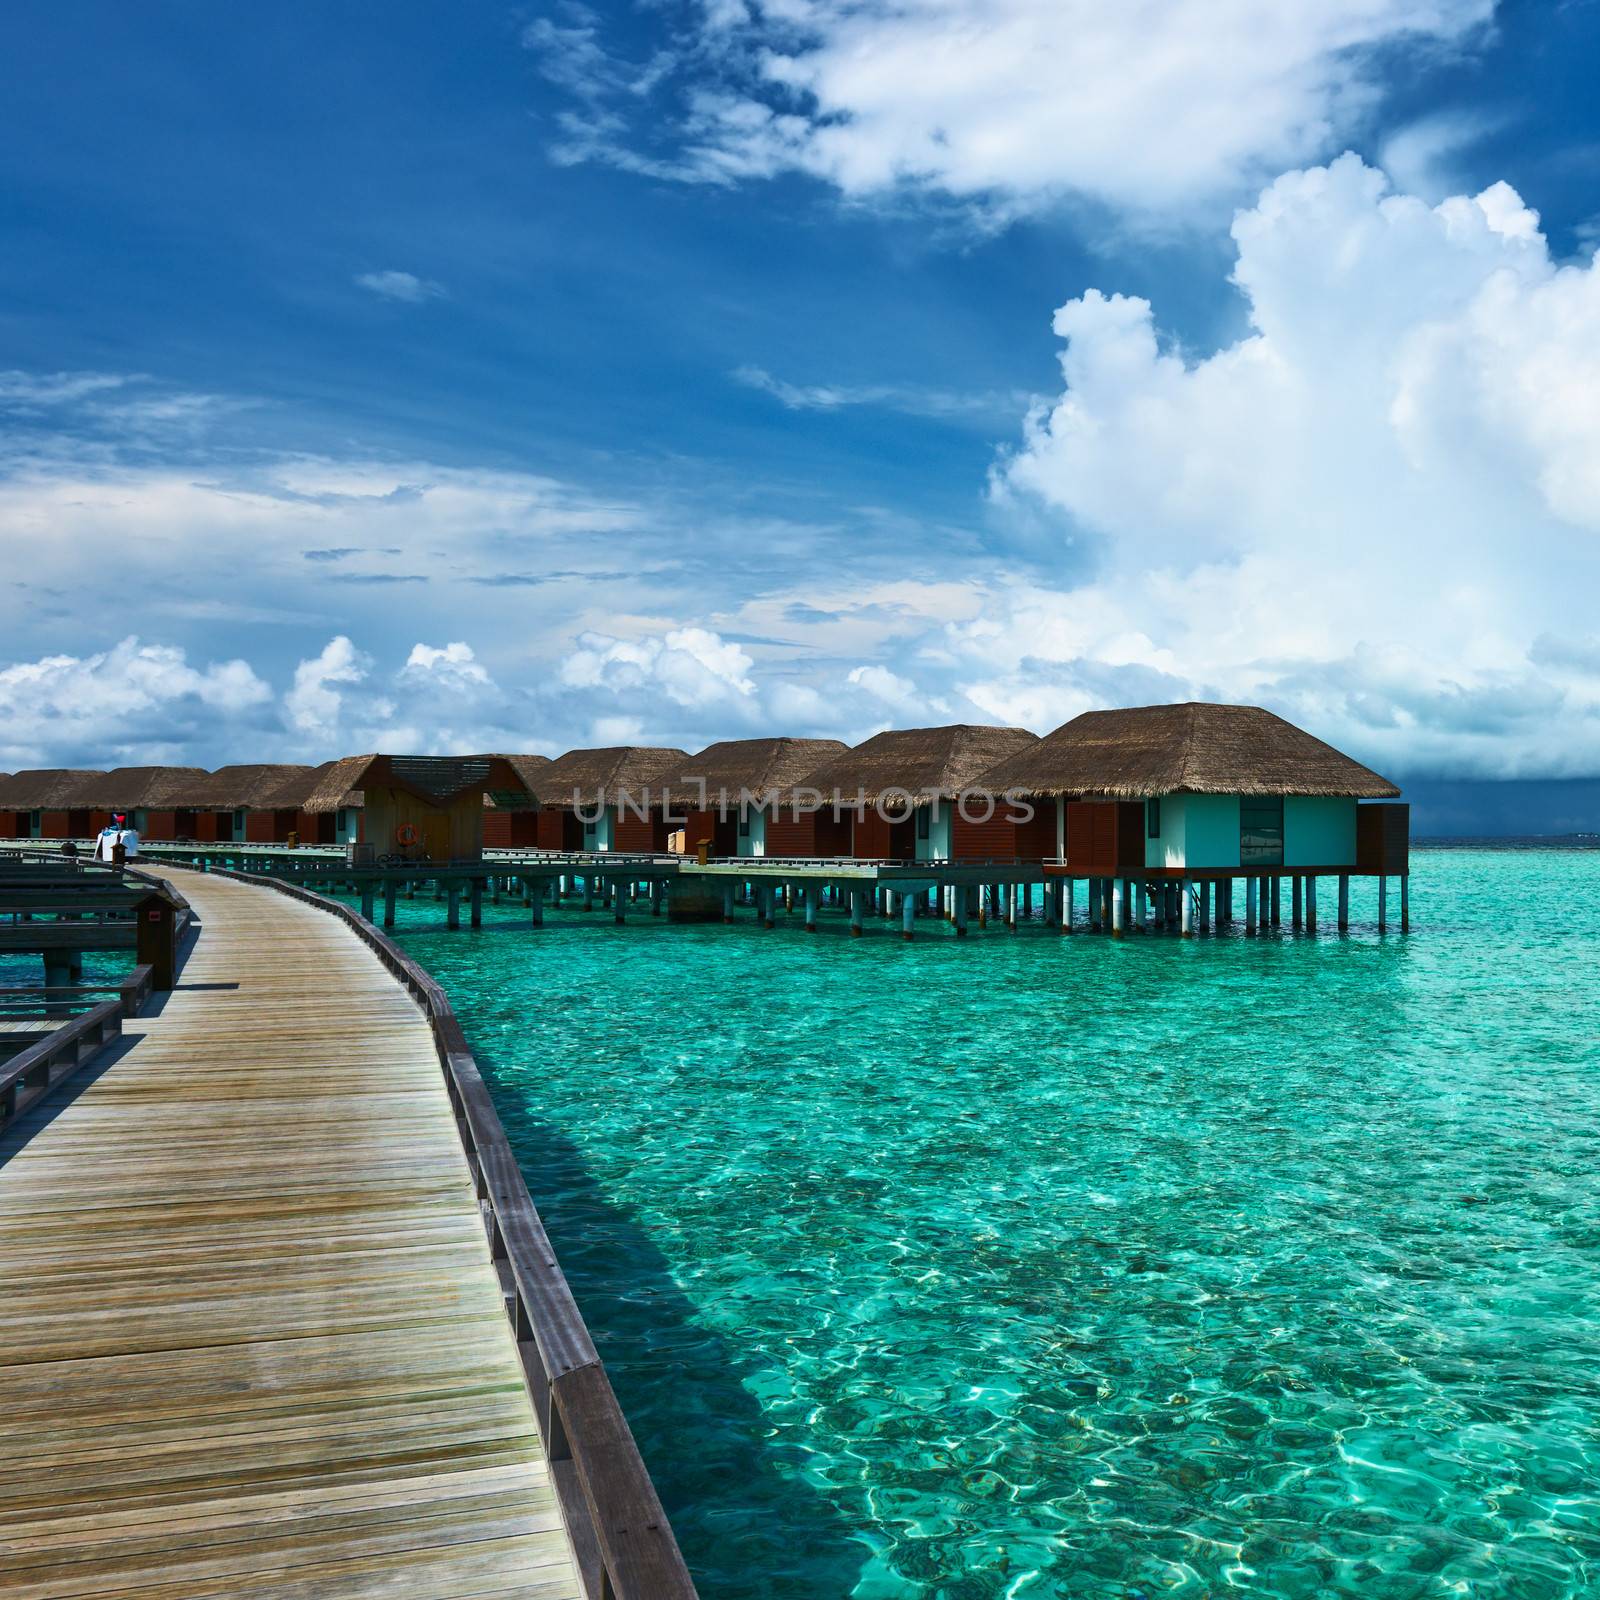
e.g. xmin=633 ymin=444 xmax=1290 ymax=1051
xmin=0 ymin=864 xmax=695 ymax=1600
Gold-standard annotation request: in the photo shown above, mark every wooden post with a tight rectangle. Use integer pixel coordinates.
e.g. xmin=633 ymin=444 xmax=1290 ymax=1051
xmin=361 ymin=883 xmax=375 ymax=922
xmin=1111 ymin=878 xmax=1125 ymax=938
xmin=614 ymin=883 xmax=625 ymax=924
xmin=901 ymin=893 xmax=915 ymax=941
xmin=1291 ymin=875 xmax=1302 ymax=929
xmin=530 ymin=883 xmax=544 ymax=926
xmin=469 ymin=880 xmax=483 ymax=928
xmin=1063 ymin=877 xmax=1074 ymax=934
xmin=1378 ymin=875 xmax=1388 ymax=932
xmin=1181 ymin=880 xmax=1194 ymax=938
xmin=1338 ymin=874 xmax=1350 ymax=931
xmin=763 ymin=886 xmax=775 ymax=929
xmin=583 ymin=877 xmax=594 ymax=912
xmin=1197 ymin=880 xmax=1210 ymax=932
xmin=1004 ymin=882 xmax=1016 ymax=931
xmin=447 ymin=886 xmax=461 ymax=929
xmin=135 ymin=892 xmax=177 ymax=990
xmin=850 ymin=888 xmax=864 ymax=937
xmin=1306 ymin=876 xmax=1317 ymax=933
xmin=955 ymin=886 xmax=968 ymax=937
xmin=1401 ymin=874 xmax=1410 ymax=932
xmin=383 ymin=880 xmax=396 ymax=927
xmin=1245 ymin=876 xmax=1257 ymax=935
xmin=1270 ymin=876 xmax=1281 ymax=927
xmin=804 ymin=882 xmax=819 ymax=932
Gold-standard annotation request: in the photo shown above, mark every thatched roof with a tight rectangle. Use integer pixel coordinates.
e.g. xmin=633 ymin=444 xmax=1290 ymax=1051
xmin=0 ymin=770 xmax=106 ymax=809
xmin=185 ymin=765 xmax=319 ymax=810
xmin=483 ymin=754 xmax=554 ymax=810
xmin=657 ymin=738 xmax=848 ymax=808
xmin=538 ymin=746 xmax=688 ymax=808
xmin=302 ymin=756 xmax=369 ymax=814
xmin=794 ymin=724 xmax=1038 ymax=804
xmin=975 ymin=702 xmax=1401 ymax=798
xmin=67 ymin=767 xmax=210 ymax=810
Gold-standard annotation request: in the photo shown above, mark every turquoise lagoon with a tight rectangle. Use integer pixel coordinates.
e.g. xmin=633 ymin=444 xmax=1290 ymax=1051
xmin=363 ymin=849 xmax=1600 ymax=1600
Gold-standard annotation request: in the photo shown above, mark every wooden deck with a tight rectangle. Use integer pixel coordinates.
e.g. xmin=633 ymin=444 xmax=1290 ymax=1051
xmin=0 ymin=866 xmax=584 ymax=1600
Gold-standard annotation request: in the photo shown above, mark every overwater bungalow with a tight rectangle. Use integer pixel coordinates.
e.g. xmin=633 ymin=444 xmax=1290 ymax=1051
xmin=975 ymin=701 xmax=1409 ymax=930
xmin=0 ymin=768 xmax=105 ymax=838
xmin=794 ymin=724 xmax=1039 ymax=861
xmin=60 ymin=765 xmax=210 ymax=842
xmin=173 ymin=764 xmax=320 ymax=844
xmin=481 ymin=755 xmax=555 ymax=848
xmin=530 ymin=746 xmax=687 ymax=851
xmin=658 ymin=737 xmax=848 ymax=856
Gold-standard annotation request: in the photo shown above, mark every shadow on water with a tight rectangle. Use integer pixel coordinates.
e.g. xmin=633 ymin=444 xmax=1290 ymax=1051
xmin=482 ymin=1090 xmax=870 ymax=1600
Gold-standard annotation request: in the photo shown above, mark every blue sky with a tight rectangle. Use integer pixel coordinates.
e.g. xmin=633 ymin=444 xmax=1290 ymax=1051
xmin=3 ymin=0 xmax=1600 ymax=797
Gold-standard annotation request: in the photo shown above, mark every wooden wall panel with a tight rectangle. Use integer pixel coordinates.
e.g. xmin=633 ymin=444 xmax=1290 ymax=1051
xmin=1357 ymin=802 xmax=1410 ymax=873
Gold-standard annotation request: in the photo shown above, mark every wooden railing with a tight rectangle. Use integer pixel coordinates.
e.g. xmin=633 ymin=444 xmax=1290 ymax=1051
xmin=202 ymin=864 xmax=698 ymax=1600
xmin=0 ymin=964 xmax=153 ymax=1133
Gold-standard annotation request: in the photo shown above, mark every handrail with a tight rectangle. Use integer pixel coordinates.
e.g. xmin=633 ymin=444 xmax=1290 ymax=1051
xmin=0 ymin=979 xmax=142 ymax=1133
xmin=200 ymin=864 xmax=698 ymax=1600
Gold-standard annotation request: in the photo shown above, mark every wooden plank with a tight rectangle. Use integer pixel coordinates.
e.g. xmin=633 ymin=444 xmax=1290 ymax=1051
xmin=0 ymin=868 xmax=584 ymax=1600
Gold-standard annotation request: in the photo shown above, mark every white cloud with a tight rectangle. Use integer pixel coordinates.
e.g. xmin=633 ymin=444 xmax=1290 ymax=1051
xmin=0 ymin=637 xmax=271 ymax=768
xmin=286 ymin=636 xmax=373 ymax=739
xmin=401 ymin=641 xmax=494 ymax=690
xmin=354 ymin=270 xmax=447 ymax=303
xmin=560 ymin=626 xmax=757 ymax=710
xmin=976 ymin=153 xmax=1600 ymax=775
xmin=732 ymin=364 xmax=1030 ymax=421
xmin=539 ymin=0 xmax=1495 ymax=217
xmin=0 ymin=370 xmax=129 ymax=407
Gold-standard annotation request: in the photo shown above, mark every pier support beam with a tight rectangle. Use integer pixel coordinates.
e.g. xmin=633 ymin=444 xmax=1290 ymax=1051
xmin=1245 ymin=876 xmax=1257 ymax=935
xmin=1197 ymin=880 xmax=1210 ymax=932
xmin=383 ymin=880 xmax=396 ymax=927
xmin=850 ymin=889 xmax=864 ymax=937
xmin=1181 ymin=881 xmax=1195 ymax=938
xmin=530 ymin=884 xmax=544 ymax=926
xmin=1292 ymin=875 xmax=1303 ymax=930
xmin=1062 ymin=877 xmax=1074 ymax=934
xmin=1306 ymin=876 xmax=1317 ymax=934
xmin=614 ymin=883 xmax=625 ymax=924
xmin=762 ymin=886 xmax=775 ymax=929
xmin=804 ymin=883 xmax=819 ymax=932
xmin=1111 ymin=878 xmax=1125 ymax=939
xmin=1338 ymin=874 xmax=1350 ymax=931
xmin=447 ymin=886 xmax=461 ymax=930
xmin=901 ymin=893 xmax=915 ymax=941
xmin=1377 ymin=875 xmax=1388 ymax=932
xmin=1401 ymin=875 xmax=1410 ymax=933
xmin=1270 ymin=876 xmax=1281 ymax=928
xmin=470 ymin=880 xmax=483 ymax=929
xmin=955 ymin=887 xmax=968 ymax=936
xmin=361 ymin=884 xmax=375 ymax=923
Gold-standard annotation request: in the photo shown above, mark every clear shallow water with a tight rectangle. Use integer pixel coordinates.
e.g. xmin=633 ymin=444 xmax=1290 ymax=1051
xmin=358 ymin=853 xmax=1600 ymax=1599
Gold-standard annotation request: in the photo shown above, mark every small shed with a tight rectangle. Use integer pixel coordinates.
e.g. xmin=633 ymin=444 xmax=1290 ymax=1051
xmin=303 ymin=754 xmax=541 ymax=861
xmin=796 ymin=725 xmax=1039 ymax=861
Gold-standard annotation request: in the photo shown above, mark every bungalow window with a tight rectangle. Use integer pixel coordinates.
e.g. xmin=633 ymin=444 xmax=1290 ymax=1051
xmin=1240 ymin=796 xmax=1285 ymax=866
xmin=916 ymin=806 xmax=931 ymax=842
xmin=1146 ymin=798 xmax=1161 ymax=839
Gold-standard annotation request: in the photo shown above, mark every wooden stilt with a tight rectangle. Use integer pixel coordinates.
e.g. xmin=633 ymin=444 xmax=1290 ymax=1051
xmin=901 ymin=893 xmax=915 ymax=941
xmin=1181 ymin=880 xmax=1194 ymax=938
xmin=530 ymin=883 xmax=544 ymax=926
xmin=1378 ymin=875 xmax=1388 ymax=932
xmin=1306 ymin=876 xmax=1317 ymax=933
xmin=1338 ymin=874 xmax=1350 ymax=931
xmin=447 ymin=885 xmax=461 ymax=930
xmin=1245 ymin=876 xmax=1257 ymax=935
xmin=1005 ymin=882 xmax=1016 ymax=931
xmin=1401 ymin=874 xmax=1410 ymax=932
xmin=955 ymin=887 xmax=968 ymax=937
xmin=360 ymin=884 xmax=375 ymax=923
xmin=383 ymin=880 xmax=396 ymax=928
xmin=1291 ymin=875 xmax=1302 ymax=929
xmin=1112 ymin=878 xmax=1125 ymax=939
xmin=850 ymin=888 xmax=864 ymax=937
xmin=1063 ymin=877 xmax=1074 ymax=934
xmin=804 ymin=882 xmax=819 ymax=932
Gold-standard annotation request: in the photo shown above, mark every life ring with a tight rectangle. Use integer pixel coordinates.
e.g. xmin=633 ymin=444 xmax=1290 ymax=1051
xmin=395 ymin=823 xmax=420 ymax=847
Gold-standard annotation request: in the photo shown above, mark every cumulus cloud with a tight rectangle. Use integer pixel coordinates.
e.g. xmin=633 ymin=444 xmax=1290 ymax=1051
xmin=533 ymin=0 xmax=1495 ymax=217
xmin=560 ymin=626 xmax=757 ymax=711
xmin=401 ymin=641 xmax=494 ymax=690
xmin=0 ymin=637 xmax=271 ymax=768
xmin=976 ymin=153 xmax=1600 ymax=774
xmin=285 ymin=636 xmax=374 ymax=739
xmin=354 ymin=270 xmax=447 ymax=303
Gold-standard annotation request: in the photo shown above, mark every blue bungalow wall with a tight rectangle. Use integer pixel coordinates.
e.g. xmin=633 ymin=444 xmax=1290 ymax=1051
xmin=1145 ymin=794 xmax=1359 ymax=869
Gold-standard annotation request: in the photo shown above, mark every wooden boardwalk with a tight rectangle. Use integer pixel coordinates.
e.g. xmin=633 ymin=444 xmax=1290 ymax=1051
xmin=0 ymin=867 xmax=584 ymax=1600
